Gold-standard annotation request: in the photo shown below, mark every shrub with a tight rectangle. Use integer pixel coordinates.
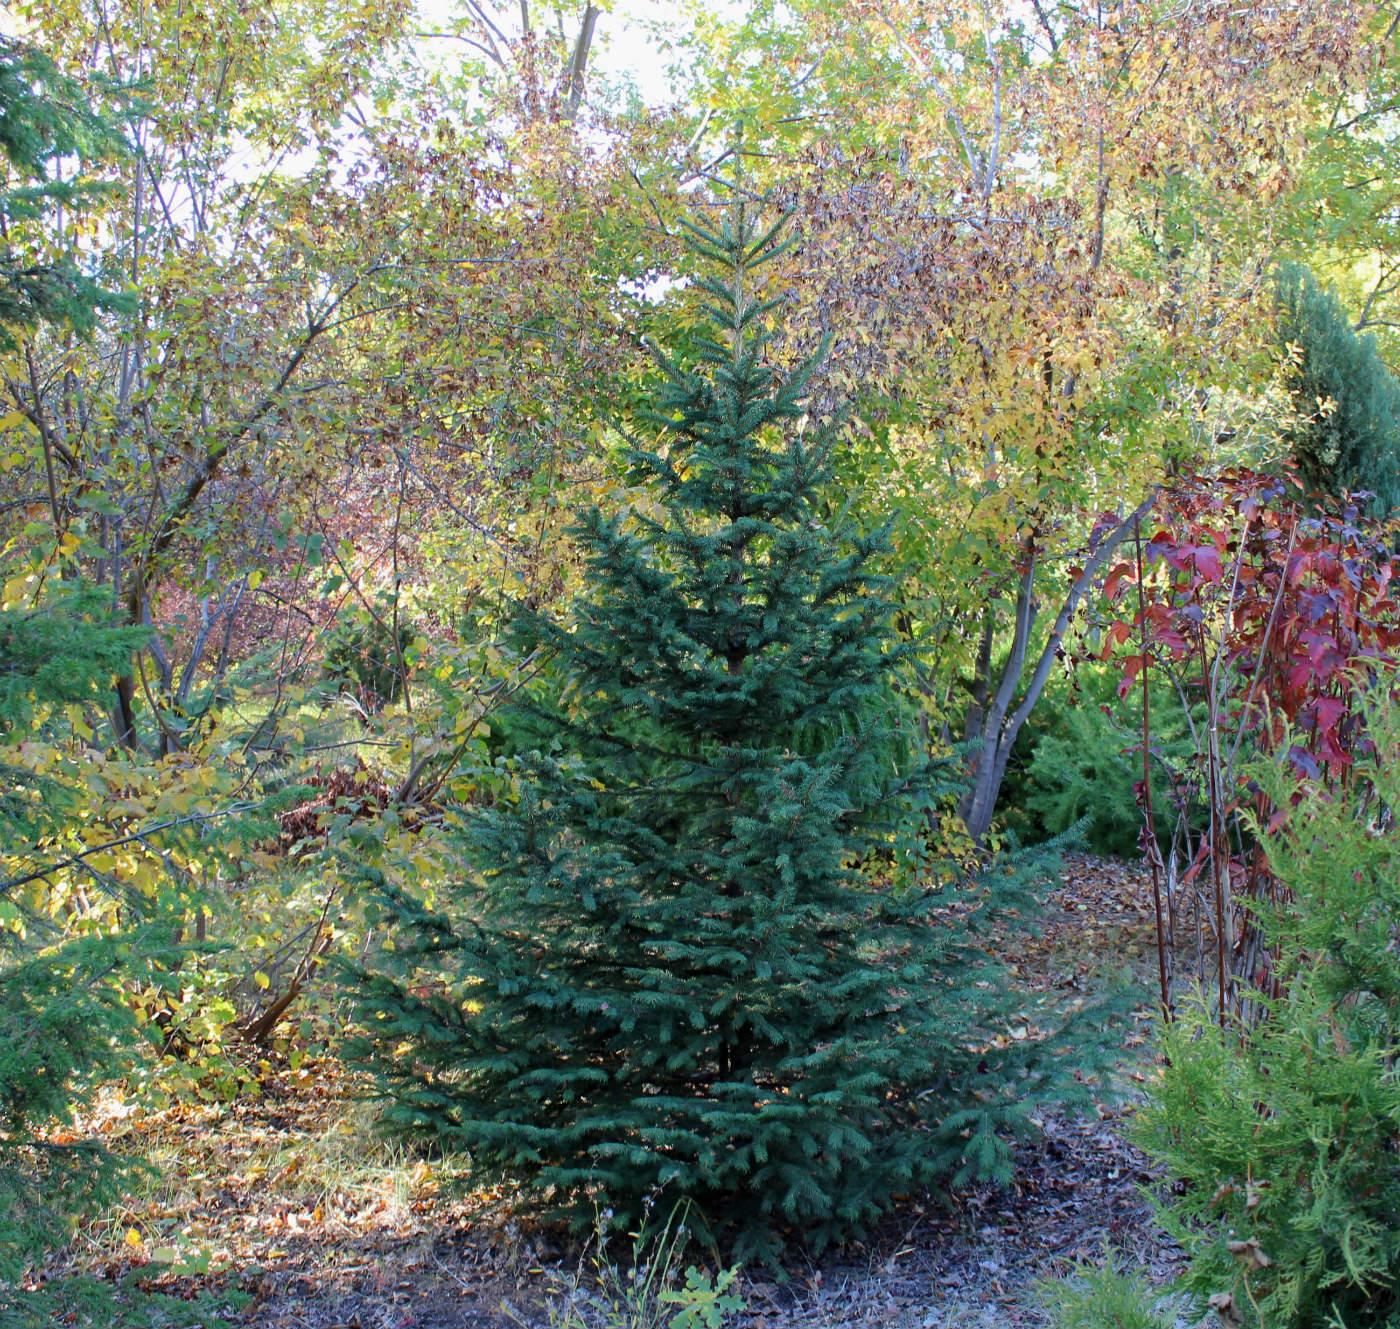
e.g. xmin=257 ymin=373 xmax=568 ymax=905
xmin=322 ymin=601 xmax=412 ymax=711
xmin=1136 ymin=680 xmax=1400 ymax=1328
xmin=1008 ymin=663 xmax=1196 ymax=858
xmin=1276 ymin=262 xmax=1400 ymax=515
xmin=1039 ymin=1247 xmax=1177 ymax=1329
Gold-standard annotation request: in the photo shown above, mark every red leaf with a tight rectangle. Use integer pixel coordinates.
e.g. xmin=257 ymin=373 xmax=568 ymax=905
xmin=1193 ymin=545 xmax=1224 ymax=583
xmin=1179 ymin=841 xmax=1212 ymax=888
xmin=1101 ymin=620 xmax=1134 ymax=654
xmin=1116 ymin=654 xmax=1145 ymax=698
xmin=1102 ymin=563 xmax=1132 ymax=602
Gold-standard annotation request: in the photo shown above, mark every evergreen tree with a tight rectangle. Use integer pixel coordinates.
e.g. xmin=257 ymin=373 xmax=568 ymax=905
xmin=1276 ymin=262 xmax=1400 ymax=515
xmin=0 ymin=588 xmax=152 ymax=1288
xmin=349 ymin=207 xmax=1079 ymax=1259
xmin=0 ymin=34 xmax=128 ymax=348
xmin=0 ymin=45 xmax=136 ymax=1292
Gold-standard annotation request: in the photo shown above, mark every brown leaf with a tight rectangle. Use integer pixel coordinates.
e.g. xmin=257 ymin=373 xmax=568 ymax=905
xmin=1208 ymin=1290 xmax=1244 ymax=1324
xmin=1226 ymin=1236 xmax=1273 ymax=1270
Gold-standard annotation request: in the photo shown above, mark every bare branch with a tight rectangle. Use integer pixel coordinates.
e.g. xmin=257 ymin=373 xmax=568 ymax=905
xmin=563 ymin=4 xmax=601 ymax=120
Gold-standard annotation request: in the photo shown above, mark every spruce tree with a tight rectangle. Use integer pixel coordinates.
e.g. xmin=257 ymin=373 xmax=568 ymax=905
xmin=349 ymin=208 xmax=1074 ymax=1258
xmin=0 ymin=588 xmax=153 ymax=1288
xmin=0 ymin=35 xmax=128 ymax=348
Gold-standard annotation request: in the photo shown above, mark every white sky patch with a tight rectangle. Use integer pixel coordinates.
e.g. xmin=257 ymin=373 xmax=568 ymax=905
xmin=410 ymin=0 xmax=704 ymax=110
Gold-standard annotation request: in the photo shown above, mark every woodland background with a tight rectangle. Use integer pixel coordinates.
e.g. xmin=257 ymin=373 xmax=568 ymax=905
xmin=4 ymin=1 xmax=1400 ymax=1326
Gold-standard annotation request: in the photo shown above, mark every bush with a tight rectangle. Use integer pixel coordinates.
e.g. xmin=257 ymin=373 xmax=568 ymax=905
xmin=322 ymin=601 xmax=412 ymax=711
xmin=1276 ymin=262 xmax=1400 ymax=515
xmin=1136 ymin=681 xmax=1400 ymax=1328
xmin=1039 ymin=1247 xmax=1177 ymax=1329
xmin=1003 ymin=663 xmax=1195 ymax=858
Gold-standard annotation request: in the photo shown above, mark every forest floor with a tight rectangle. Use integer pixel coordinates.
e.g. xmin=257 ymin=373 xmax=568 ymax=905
xmin=44 ymin=855 xmax=1184 ymax=1329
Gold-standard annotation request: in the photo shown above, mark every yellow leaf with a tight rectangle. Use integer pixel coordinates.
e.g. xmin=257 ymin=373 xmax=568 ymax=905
xmin=125 ymin=1227 xmax=143 ymax=1249
xmin=253 ymin=971 xmax=271 ymax=990
xmin=0 ymin=410 xmax=35 ymax=434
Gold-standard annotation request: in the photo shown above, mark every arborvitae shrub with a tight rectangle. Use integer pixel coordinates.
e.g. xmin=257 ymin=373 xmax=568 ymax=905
xmin=1137 ymin=679 xmax=1400 ymax=1328
xmin=1276 ymin=262 xmax=1400 ymax=515
xmin=347 ymin=207 xmax=1089 ymax=1261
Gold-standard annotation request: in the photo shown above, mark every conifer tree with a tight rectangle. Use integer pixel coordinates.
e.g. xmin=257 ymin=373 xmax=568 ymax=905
xmin=0 ymin=45 xmax=139 ymax=1290
xmin=1276 ymin=262 xmax=1400 ymax=515
xmin=0 ymin=34 xmax=128 ymax=347
xmin=349 ymin=207 xmax=1076 ymax=1258
xmin=0 ymin=588 xmax=152 ymax=1286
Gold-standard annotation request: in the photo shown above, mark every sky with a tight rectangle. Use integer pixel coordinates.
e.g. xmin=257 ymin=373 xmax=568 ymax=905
xmin=411 ymin=0 xmax=711 ymax=109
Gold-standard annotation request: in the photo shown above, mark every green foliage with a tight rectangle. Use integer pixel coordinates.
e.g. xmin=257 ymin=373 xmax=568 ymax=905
xmin=0 ymin=1269 xmax=247 ymax=1328
xmin=0 ymin=34 xmax=129 ymax=346
xmin=1136 ymin=682 xmax=1400 ymax=1328
xmin=660 ymin=1266 xmax=744 ymax=1329
xmin=1004 ymin=663 xmax=1194 ymax=858
xmin=1038 ymin=1246 xmax=1176 ymax=1329
xmin=1023 ymin=700 xmax=1141 ymax=856
xmin=514 ymin=1202 xmax=746 ymax=1329
xmin=0 ymin=584 xmax=148 ymax=730
xmin=0 ymin=588 xmax=155 ymax=1279
xmin=321 ymin=601 xmax=412 ymax=711
xmin=347 ymin=207 xmax=1086 ymax=1261
xmin=0 ymin=939 xmax=134 ymax=1279
xmin=1276 ymin=262 xmax=1400 ymax=514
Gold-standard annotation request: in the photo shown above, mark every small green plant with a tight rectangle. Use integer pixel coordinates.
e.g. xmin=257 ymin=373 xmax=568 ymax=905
xmin=658 ymin=1266 xmax=743 ymax=1329
xmin=0 ymin=1273 xmax=249 ymax=1329
xmin=1003 ymin=661 xmax=1198 ymax=858
xmin=518 ymin=1201 xmax=744 ymax=1329
xmin=1038 ymin=1246 xmax=1177 ymax=1329
xmin=322 ymin=601 xmax=413 ymax=712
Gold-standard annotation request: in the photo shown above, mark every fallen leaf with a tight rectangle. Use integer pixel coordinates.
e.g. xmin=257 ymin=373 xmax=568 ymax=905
xmin=1209 ymin=1291 xmax=1244 ymax=1324
xmin=1226 ymin=1236 xmax=1272 ymax=1270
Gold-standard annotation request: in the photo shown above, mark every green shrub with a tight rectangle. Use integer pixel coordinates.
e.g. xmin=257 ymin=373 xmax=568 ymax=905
xmin=1039 ymin=1247 xmax=1177 ymax=1329
xmin=1004 ymin=663 xmax=1196 ymax=858
xmin=1277 ymin=262 xmax=1400 ymax=515
xmin=1136 ymin=681 xmax=1400 ymax=1328
xmin=322 ymin=601 xmax=412 ymax=711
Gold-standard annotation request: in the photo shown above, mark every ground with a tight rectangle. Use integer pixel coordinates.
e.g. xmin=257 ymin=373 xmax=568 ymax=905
xmin=37 ymin=855 xmax=1182 ymax=1329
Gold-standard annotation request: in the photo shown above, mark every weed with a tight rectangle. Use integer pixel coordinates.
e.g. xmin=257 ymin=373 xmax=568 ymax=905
xmin=513 ymin=1200 xmax=744 ymax=1329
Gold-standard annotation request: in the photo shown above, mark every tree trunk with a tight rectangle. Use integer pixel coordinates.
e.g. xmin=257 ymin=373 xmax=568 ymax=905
xmin=958 ymin=494 xmax=1158 ymax=843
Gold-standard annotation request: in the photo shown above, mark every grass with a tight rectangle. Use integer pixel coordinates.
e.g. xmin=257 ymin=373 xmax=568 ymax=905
xmin=511 ymin=1201 xmax=745 ymax=1329
xmin=69 ymin=1062 xmax=457 ymax=1279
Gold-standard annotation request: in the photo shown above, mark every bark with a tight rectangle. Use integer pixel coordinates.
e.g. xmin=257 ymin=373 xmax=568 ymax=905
xmin=958 ymin=493 xmax=1158 ymax=842
xmin=562 ymin=5 xmax=600 ymax=119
